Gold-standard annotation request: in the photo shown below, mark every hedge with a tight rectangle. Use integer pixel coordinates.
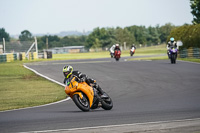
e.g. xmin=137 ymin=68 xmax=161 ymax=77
xmin=168 ymin=24 xmax=200 ymax=50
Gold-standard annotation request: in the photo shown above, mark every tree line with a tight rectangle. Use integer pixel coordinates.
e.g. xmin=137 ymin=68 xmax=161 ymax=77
xmin=0 ymin=23 xmax=176 ymax=50
xmin=86 ymin=23 xmax=176 ymax=49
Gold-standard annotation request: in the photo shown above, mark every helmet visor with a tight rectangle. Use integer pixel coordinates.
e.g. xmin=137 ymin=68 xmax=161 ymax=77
xmin=64 ymin=71 xmax=70 ymax=77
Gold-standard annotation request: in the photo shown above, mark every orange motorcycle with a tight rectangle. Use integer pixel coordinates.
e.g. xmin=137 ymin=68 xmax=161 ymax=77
xmin=65 ymin=77 xmax=113 ymax=112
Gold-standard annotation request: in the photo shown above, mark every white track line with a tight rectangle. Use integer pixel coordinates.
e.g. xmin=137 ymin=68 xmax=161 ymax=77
xmin=0 ymin=65 xmax=70 ymax=113
xmin=23 ymin=65 xmax=65 ymax=87
xmin=21 ymin=118 xmax=200 ymax=133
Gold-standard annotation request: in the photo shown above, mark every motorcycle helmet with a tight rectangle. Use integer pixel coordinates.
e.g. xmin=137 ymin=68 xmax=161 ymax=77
xmin=116 ymin=44 xmax=119 ymax=48
xmin=63 ymin=65 xmax=73 ymax=78
xmin=170 ymin=37 xmax=175 ymax=42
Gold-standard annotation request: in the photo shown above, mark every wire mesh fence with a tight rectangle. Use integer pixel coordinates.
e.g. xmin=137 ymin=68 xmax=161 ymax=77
xmin=3 ymin=41 xmax=36 ymax=53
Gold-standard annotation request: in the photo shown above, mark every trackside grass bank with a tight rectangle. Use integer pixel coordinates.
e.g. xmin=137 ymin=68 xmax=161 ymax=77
xmin=0 ymin=61 xmax=66 ymax=111
xmin=52 ymin=44 xmax=167 ymax=60
xmin=178 ymin=58 xmax=200 ymax=63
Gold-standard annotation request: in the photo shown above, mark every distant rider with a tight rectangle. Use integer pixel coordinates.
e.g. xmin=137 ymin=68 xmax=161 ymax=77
xmin=114 ymin=44 xmax=121 ymax=51
xmin=131 ymin=45 xmax=136 ymax=50
xmin=109 ymin=44 xmax=116 ymax=57
xmin=63 ymin=65 xmax=108 ymax=98
xmin=167 ymin=37 xmax=177 ymax=58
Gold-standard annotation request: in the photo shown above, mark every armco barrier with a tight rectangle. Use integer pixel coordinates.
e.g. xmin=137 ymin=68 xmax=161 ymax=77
xmin=193 ymin=48 xmax=200 ymax=58
xmin=188 ymin=47 xmax=193 ymax=58
xmin=179 ymin=47 xmax=200 ymax=58
xmin=179 ymin=49 xmax=188 ymax=58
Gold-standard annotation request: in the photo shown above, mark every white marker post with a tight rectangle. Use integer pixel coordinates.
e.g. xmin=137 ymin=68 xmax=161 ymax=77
xmin=3 ymin=38 xmax=5 ymax=53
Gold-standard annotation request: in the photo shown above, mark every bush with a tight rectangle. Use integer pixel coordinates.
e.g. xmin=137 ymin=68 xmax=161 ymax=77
xmin=168 ymin=24 xmax=200 ymax=49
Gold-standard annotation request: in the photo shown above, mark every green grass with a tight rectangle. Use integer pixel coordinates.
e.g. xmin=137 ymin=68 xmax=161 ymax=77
xmin=178 ymin=58 xmax=200 ymax=63
xmin=52 ymin=44 xmax=167 ymax=60
xmin=0 ymin=61 xmax=66 ymax=111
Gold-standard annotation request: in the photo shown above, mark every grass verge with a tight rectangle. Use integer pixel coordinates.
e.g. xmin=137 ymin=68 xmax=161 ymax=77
xmin=52 ymin=44 xmax=167 ymax=60
xmin=0 ymin=61 xmax=66 ymax=111
xmin=178 ymin=58 xmax=200 ymax=63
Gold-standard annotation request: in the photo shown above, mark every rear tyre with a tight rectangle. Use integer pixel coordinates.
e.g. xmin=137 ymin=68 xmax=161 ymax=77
xmin=116 ymin=58 xmax=119 ymax=61
xmin=101 ymin=93 xmax=113 ymax=110
xmin=73 ymin=94 xmax=90 ymax=112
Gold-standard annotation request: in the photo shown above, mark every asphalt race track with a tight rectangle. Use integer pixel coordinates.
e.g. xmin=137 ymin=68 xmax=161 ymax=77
xmin=1 ymin=57 xmax=200 ymax=132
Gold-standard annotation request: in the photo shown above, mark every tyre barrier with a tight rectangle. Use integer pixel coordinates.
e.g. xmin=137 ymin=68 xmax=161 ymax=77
xmin=0 ymin=52 xmax=38 ymax=63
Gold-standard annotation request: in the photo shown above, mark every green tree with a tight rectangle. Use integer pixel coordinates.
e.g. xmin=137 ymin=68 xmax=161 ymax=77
xmin=39 ymin=35 xmax=60 ymax=49
xmin=190 ymin=0 xmax=200 ymax=24
xmin=116 ymin=28 xmax=135 ymax=47
xmin=85 ymin=27 xmax=114 ymax=49
xmin=0 ymin=28 xmax=10 ymax=41
xmin=126 ymin=25 xmax=147 ymax=45
xmin=168 ymin=24 xmax=200 ymax=49
xmin=158 ymin=23 xmax=176 ymax=43
xmin=147 ymin=26 xmax=160 ymax=45
xmin=19 ymin=30 xmax=33 ymax=41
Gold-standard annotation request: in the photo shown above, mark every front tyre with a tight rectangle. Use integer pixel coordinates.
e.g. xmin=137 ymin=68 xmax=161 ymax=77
xmin=101 ymin=93 xmax=113 ymax=110
xmin=115 ymin=58 xmax=119 ymax=61
xmin=73 ymin=94 xmax=90 ymax=112
xmin=172 ymin=54 xmax=176 ymax=64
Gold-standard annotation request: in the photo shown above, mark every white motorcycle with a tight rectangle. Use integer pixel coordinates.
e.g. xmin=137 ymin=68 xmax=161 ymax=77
xmin=130 ymin=47 xmax=135 ymax=56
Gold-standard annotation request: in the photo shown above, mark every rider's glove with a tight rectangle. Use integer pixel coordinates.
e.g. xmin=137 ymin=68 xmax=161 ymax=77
xmin=93 ymin=82 xmax=98 ymax=88
xmin=79 ymin=77 xmax=86 ymax=83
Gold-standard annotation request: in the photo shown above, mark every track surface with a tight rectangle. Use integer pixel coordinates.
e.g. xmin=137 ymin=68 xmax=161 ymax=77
xmin=1 ymin=57 xmax=200 ymax=132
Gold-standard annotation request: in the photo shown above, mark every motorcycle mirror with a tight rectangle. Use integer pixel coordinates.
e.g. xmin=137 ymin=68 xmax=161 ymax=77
xmin=177 ymin=41 xmax=183 ymax=46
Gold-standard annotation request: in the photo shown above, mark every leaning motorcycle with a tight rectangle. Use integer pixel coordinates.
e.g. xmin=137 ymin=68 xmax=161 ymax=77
xmin=130 ymin=47 xmax=135 ymax=56
xmin=65 ymin=77 xmax=113 ymax=112
xmin=114 ymin=50 xmax=121 ymax=61
xmin=169 ymin=47 xmax=178 ymax=64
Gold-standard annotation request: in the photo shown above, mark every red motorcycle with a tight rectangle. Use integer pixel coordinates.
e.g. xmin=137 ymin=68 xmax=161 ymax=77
xmin=114 ymin=50 xmax=121 ymax=61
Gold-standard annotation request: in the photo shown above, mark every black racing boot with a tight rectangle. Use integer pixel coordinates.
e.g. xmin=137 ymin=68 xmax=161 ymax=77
xmin=96 ymin=85 xmax=108 ymax=99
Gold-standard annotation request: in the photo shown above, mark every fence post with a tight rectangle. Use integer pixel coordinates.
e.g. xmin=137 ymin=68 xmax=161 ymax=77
xmin=34 ymin=37 xmax=38 ymax=59
xmin=3 ymin=38 xmax=5 ymax=53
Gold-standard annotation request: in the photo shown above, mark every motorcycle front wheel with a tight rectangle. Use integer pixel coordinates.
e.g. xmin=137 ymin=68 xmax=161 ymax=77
xmin=101 ymin=93 xmax=113 ymax=110
xmin=115 ymin=58 xmax=119 ymax=61
xmin=73 ymin=94 xmax=90 ymax=112
xmin=171 ymin=54 xmax=176 ymax=64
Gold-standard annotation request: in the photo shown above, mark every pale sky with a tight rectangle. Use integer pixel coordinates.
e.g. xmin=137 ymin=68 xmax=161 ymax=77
xmin=0 ymin=0 xmax=193 ymax=35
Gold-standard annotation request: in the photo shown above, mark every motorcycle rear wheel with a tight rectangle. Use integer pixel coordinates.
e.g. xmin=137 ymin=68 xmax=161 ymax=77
xmin=101 ymin=93 xmax=113 ymax=110
xmin=73 ymin=94 xmax=90 ymax=112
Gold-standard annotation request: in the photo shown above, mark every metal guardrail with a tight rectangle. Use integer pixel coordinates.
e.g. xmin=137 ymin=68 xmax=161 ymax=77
xmin=178 ymin=47 xmax=200 ymax=59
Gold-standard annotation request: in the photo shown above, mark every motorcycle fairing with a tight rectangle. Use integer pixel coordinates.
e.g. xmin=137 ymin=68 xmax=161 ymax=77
xmin=65 ymin=77 xmax=94 ymax=107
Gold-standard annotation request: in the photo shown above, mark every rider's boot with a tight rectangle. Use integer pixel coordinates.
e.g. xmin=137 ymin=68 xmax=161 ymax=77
xmin=96 ymin=85 xmax=108 ymax=99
